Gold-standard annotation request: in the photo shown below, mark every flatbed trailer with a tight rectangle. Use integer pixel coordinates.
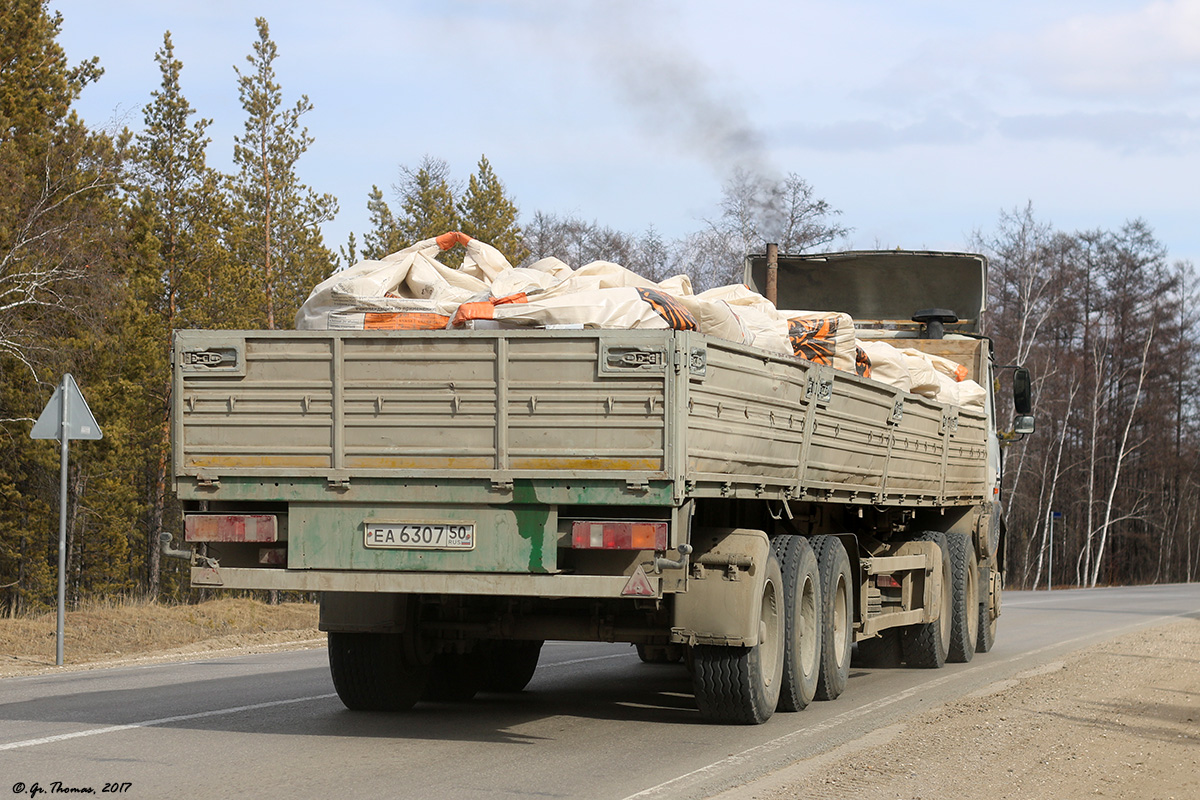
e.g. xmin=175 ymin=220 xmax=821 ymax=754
xmin=169 ymin=250 xmax=1030 ymax=723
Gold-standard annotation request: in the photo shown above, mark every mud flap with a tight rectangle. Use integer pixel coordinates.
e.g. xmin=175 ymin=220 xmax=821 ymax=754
xmin=672 ymin=528 xmax=771 ymax=646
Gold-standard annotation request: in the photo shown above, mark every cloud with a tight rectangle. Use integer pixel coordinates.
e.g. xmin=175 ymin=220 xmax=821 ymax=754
xmin=998 ymin=109 xmax=1200 ymax=152
xmin=1012 ymin=0 xmax=1200 ymax=98
xmin=779 ymin=112 xmax=988 ymax=152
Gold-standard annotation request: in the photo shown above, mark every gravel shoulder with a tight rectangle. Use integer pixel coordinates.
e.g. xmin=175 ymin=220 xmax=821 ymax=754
xmin=716 ymin=617 xmax=1200 ymax=800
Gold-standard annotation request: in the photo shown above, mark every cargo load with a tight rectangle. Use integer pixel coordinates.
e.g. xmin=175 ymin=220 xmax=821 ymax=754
xmin=295 ymin=233 xmax=983 ymax=408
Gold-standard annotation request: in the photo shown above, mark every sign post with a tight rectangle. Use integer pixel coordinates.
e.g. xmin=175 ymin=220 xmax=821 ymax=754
xmin=31 ymin=374 xmax=102 ymax=666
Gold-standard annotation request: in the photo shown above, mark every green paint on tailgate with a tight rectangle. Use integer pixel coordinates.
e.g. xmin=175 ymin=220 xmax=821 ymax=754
xmin=513 ymin=480 xmax=550 ymax=572
xmin=288 ymin=501 xmax=556 ymax=573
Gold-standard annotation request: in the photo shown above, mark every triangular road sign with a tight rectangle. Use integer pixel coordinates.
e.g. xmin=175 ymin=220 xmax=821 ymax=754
xmin=31 ymin=374 xmax=102 ymax=441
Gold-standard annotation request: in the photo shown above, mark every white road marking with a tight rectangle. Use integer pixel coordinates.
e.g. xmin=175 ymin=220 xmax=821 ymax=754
xmin=621 ymin=606 xmax=1200 ymax=799
xmin=0 ymin=652 xmax=633 ymax=752
xmin=542 ymin=653 xmax=634 ymax=668
xmin=0 ymin=693 xmax=337 ymax=752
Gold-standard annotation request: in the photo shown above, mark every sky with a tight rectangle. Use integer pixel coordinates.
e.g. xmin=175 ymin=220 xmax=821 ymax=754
xmin=52 ymin=0 xmax=1200 ymax=270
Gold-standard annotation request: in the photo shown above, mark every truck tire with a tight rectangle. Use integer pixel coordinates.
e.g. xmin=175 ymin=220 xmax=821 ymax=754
xmin=853 ymin=629 xmax=902 ymax=668
xmin=810 ymin=535 xmax=853 ymax=701
xmin=692 ymin=550 xmax=785 ymax=724
xmin=328 ymin=631 xmax=432 ymax=711
xmin=976 ymin=565 xmax=999 ymax=653
xmin=945 ymin=532 xmax=980 ymax=662
xmin=901 ymin=532 xmax=952 ymax=669
xmin=772 ymin=534 xmax=821 ymax=712
xmin=423 ymin=650 xmax=484 ymax=702
xmin=480 ymin=640 xmax=543 ymax=693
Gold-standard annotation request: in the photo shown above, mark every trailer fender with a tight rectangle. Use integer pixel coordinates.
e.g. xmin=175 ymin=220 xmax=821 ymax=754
xmin=672 ymin=528 xmax=772 ymax=647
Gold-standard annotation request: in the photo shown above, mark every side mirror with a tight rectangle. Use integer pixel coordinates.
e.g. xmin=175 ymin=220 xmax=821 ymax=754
xmin=1014 ymin=414 xmax=1035 ymax=435
xmin=1013 ymin=367 xmax=1033 ymax=415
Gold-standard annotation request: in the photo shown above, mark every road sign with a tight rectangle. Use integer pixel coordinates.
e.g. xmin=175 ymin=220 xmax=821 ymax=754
xmin=31 ymin=374 xmax=102 ymax=441
xmin=30 ymin=374 xmax=103 ymax=667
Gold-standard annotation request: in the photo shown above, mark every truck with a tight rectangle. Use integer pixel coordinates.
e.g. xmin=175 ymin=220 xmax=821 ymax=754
xmin=168 ymin=248 xmax=1033 ymax=724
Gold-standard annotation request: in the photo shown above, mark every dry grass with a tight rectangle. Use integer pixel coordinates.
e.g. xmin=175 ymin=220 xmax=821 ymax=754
xmin=0 ymin=596 xmax=320 ymax=677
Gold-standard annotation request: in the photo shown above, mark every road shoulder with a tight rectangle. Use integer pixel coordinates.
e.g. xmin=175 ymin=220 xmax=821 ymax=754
xmin=715 ymin=617 xmax=1200 ymax=800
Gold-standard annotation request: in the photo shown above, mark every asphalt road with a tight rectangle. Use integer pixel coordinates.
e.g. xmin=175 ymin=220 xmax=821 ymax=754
xmin=3 ymin=584 xmax=1198 ymax=800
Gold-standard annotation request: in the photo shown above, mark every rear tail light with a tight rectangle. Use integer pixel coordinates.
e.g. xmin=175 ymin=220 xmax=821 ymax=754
xmin=571 ymin=521 xmax=668 ymax=550
xmin=185 ymin=514 xmax=278 ymax=542
xmin=875 ymin=574 xmax=901 ymax=589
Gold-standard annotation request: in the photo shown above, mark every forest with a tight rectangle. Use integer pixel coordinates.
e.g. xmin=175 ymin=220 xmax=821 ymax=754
xmin=1 ymin=0 xmax=1197 ymax=614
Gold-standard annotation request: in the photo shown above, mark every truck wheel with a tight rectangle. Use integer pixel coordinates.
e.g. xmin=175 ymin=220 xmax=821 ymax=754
xmin=772 ymin=534 xmax=821 ymax=711
xmin=692 ymin=550 xmax=785 ymax=724
xmin=328 ymin=631 xmax=432 ymax=711
xmin=976 ymin=565 xmax=999 ymax=653
xmin=902 ymin=532 xmax=952 ymax=669
xmin=810 ymin=535 xmax=853 ymax=700
xmin=423 ymin=650 xmax=484 ymax=702
xmin=945 ymin=532 xmax=979 ymax=662
xmin=480 ymin=640 xmax=543 ymax=693
xmin=636 ymin=643 xmax=684 ymax=664
xmin=853 ymin=629 xmax=902 ymax=668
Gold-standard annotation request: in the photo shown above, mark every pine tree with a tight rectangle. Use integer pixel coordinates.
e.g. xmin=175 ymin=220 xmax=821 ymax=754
xmin=396 ymin=156 xmax=458 ymax=245
xmin=0 ymin=0 xmax=100 ymax=143
xmin=457 ymin=155 xmax=527 ymax=265
xmin=126 ymin=31 xmax=231 ymax=597
xmin=229 ymin=17 xmax=337 ymax=330
xmin=0 ymin=0 xmax=109 ymax=374
xmin=0 ymin=0 xmax=126 ymax=612
xmin=131 ymin=31 xmax=221 ymax=327
xmin=360 ymin=185 xmax=404 ymax=260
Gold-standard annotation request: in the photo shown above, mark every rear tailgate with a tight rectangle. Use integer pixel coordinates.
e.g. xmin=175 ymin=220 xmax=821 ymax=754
xmin=174 ymin=328 xmax=674 ymax=481
xmin=173 ymin=329 xmax=679 ymax=577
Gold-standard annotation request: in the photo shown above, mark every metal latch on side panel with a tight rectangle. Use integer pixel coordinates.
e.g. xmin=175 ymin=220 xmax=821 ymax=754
xmin=178 ymin=336 xmax=246 ymax=377
xmin=600 ymin=344 xmax=668 ymax=375
xmin=804 ymin=369 xmax=834 ymax=405
xmin=940 ymin=408 xmax=959 ymax=435
xmin=688 ymin=346 xmax=707 ymax=378
xmin=889 ymin=397 xmax=905 ymax=425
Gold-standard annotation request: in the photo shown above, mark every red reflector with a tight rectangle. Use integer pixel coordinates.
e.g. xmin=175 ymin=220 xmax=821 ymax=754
xmin=259 ymin=547 xmax=287 ymax=565
xmin=621 ymin=566 xmax=657 ymax=597
xmin=571 ymin=521 xmax=668 ymax=550
xmin=876 ymin=574 xmax=901 ymax=589
xmin=185 ymin=514 xmax=278 ymax=543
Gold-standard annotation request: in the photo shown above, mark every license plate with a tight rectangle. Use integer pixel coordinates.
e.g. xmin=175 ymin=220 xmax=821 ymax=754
xmin=364 ymin=522 xmax=475 ymax=550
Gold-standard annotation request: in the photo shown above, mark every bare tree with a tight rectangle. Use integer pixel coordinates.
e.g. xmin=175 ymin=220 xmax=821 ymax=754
xmin=518 ymin=211 xmax=639 ymax=269
xmin=0 ymin=136 xmax=122 ymax=377
xmin=1088 ymin=321 xmax=1155 ymax=587
xmin=693 ymin=168 xmax=849 ymax=288
xmin=1029 ymin=379 xmax=1078 ymax=590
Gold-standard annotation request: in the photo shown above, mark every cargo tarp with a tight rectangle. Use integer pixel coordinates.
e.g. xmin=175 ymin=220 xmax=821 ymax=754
xmin=295 ymin=232 xmax=982 ymax=408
